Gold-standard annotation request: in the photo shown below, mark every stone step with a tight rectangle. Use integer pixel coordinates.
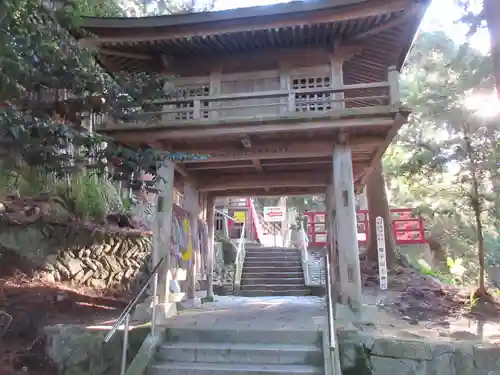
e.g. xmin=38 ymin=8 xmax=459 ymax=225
xmin=244 ymin=260 xmax=302 ymax=267
xmin=157 ymin=342 xmax=323 ymax=366
xmin=246 ymin=247 xmax=297 ymax=252
xmin=165 ymin=328 xmax=322 ymax=345
xmin=241 ymin=277 xmax=305 ymax=286
xmin=245 ymin=248 xmax=300 ymax=254
xmin=245 ymin=254 xmax=302 ymax=261
xmin=242 ymin=271 xmax=304 ymax=278
xmin=240 ymin=283 xmax=308 ymax=291
xmin=243 ymin=266 xmax=303 ymax=273
xmin=240 ymin=289 xmax=312 ymax=297
xmin=150 ymin=362 xmax=323 ymax=375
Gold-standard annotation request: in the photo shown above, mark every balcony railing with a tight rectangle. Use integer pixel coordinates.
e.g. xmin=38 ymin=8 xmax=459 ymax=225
xmin=98 ymin=68 xmax=400 ymax=130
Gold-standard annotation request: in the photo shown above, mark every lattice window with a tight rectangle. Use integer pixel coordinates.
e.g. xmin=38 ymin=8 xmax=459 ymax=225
xmin=292 ymin=76 xmax=332 ymax=112
xmin=174 ymin=84 xmax=210 ymax=120
xmin=215 ymin=212 xmax=224 ymax=232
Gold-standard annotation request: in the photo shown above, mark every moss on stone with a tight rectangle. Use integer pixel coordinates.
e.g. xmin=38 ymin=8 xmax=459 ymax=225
xmin=45 ymin=324 xmax=150 ymax=375
xmin=339 ymin=341 xmax=372 ymax=375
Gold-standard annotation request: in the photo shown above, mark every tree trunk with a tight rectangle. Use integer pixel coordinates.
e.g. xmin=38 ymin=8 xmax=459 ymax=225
xmin=463 ymin=122 xmax=487 ymax=297
xmin=473 ymin=197 xmax=487 ymax=295
xmin=484 ymin=0 xmax=500 ymax=97
xmin=365 ymin=161 xmax=397 ymax=267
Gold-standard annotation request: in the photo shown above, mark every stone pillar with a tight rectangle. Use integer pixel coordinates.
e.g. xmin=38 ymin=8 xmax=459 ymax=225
xmin=184 ymin=181 xmax=199 ymax=299
xmin=332 ymin=144 xmax=362 ymax=309
xmin=152 ymin=161 xmax=175 ymax=306
xmin=206 ymin=194 xmax=216 ymax=300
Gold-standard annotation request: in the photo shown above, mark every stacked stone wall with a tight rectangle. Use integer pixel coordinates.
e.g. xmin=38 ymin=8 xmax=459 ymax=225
xmin=0 ymin=220 xmax=152 ymax=291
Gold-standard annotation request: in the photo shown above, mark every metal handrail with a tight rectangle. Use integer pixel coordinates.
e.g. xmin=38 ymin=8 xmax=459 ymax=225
xmin=324 ymin=249 xmax=336 ymax=350
xmin=103 ymin=257 xmax=165 ymax=375
xmin=215 ymin=209 xmax=236 ymax=222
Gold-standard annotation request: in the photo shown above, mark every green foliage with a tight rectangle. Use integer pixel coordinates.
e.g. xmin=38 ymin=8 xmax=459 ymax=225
xmin=0 ymin=163 xmax=124 ymax=222
xmin=417 ymin=259 xmax=458 ymax=285
xmin=385 ymin=30 xmax=500 ymax=286
xmin=0 ymin=0 xmax=207 ymax=185
xmin=58 ymin=172 xmax=123 ymax=222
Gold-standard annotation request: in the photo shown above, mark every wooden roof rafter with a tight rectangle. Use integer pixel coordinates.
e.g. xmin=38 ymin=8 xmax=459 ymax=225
xmin=79 ymin=0 xmax=415 ymax=46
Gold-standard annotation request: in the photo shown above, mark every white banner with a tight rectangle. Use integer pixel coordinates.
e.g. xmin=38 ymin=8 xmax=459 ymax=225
xmin=375 ymin=216 xmax=388 ymax=290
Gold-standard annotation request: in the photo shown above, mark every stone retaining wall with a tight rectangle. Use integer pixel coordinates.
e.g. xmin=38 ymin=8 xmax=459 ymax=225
xmin=0 ymin=220 xmax=153 ymax=291
xmin=0 ymin=219 xmax=230 ymax=293
xmin=44 ymin=324 xmax=150 ymax=375
xmin=338 ymin=326 xmax=500 ymax=375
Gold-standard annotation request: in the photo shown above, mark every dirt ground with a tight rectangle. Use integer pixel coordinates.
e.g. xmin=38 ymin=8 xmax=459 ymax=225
xmin=361 ymin=258 xmax=500 ymax=324
xmin=0 ymin=274 xmax=129 ymax=375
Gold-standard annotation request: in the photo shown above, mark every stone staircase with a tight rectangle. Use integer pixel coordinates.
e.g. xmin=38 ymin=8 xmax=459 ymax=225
xmin=149 ymin=328 xmax=324 ymax=375
xmin=240 ymin=246 xmax=311 ymax=296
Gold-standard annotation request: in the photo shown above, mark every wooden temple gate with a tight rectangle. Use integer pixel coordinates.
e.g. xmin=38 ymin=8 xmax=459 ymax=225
xmin=77 ymin=0 xmax=429 ymax=311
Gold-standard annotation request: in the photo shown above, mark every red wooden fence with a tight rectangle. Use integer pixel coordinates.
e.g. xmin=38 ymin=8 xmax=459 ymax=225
xmin=304 ymin=208 xmax=426 ymax=247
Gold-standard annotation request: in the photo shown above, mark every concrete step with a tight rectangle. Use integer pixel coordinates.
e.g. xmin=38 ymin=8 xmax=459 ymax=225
xmin=150 ymin=362 xmax=323 ymax=375
xmin=242 ymin=271 xmax=304 ymax=278
xmin=165 ymin=328 xmax=322 ymax=345
xmin=157 ymin=342 xmax=323 ymax=365
xmin=241 ymin=277 xmax=305 ymax=286
xmin=243 ymin=266 xmax=303 ymax=273
xmin=240 ymin=289 xmax=312 ymax=297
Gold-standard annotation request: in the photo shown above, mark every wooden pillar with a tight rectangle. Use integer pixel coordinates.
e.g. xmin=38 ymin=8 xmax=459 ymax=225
xmin=332 ymin=144 xmax=362 ymax=309
xmin=206 ymin=194 xmax=216 ymax=300
xmin=325 ymin=185 xmax=338 ymax=295
xmin=329 ymin=58 xmax=344 ymax=109
xmin=184 ymin=181 xmax=199 ymax=299
xmin=210 ymin=69 xmax=221 ymax=119
xmin=152 ymin=161 xmax=175 ymax=305
xmin=388 ymin=65 xmax=400 ymax=108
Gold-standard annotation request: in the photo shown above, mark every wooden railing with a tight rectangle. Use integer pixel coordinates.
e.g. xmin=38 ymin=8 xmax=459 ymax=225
xmin=304 ymin=208 xmax=427 ymax=247
xmin=99 ymin=68 xmax=400 ymax=128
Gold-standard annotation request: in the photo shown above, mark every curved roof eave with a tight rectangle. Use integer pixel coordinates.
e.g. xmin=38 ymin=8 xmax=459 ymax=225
xmin=80 ymin=0 xmax=404 ymax=30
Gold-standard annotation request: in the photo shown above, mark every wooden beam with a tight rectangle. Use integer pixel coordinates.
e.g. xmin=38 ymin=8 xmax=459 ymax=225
xmin=104 ymin=116 xmax=395 ymax=143
xmin=187 ymin=159 xmax=333 ymax=171
xmin=198 ymin=171 xmax=329 ymax=191
xmin=166 ymin=47 xmax=332 ymax=75
xmin=98 ymin=48 xmax=154 ymax=60
xmin=184 ymin=143 xmax=331 ymax=163
xmin=359 ymin=112 xmax=409 ymax=185
xmin=81 ymin=0 xmax=411 ymax=46
xmin=173 ymin=137 xmax=381 ymax=155
xmin=252 ymin=159 xmax=263 ymax=172
xmin=333 ymin=43 xmax=364 ymax=61
xmin=347 ymin=3 xmax=423 ymax=41
xmin=179 ymin=137 xmax=381 ymax=163
xmin=214 ymin=187 xmax=327 ymax=197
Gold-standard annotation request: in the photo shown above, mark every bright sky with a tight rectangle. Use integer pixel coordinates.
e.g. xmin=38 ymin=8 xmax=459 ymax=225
xmin=214 ymin=0 xmax=491 ymax=55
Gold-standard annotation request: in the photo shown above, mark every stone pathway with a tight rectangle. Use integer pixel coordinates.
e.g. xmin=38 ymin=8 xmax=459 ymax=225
xmin=167 ymin=296 xmax=326 ymax=330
